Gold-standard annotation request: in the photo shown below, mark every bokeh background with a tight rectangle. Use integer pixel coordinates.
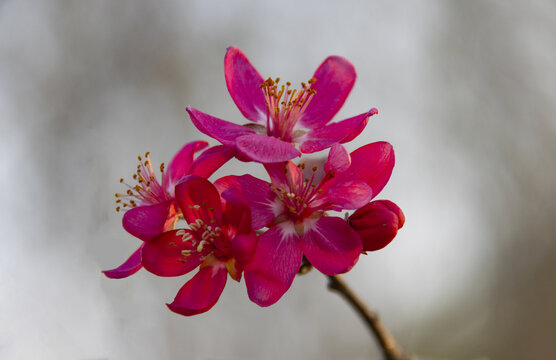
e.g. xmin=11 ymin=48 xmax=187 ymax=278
xmin=1 ymin=1 xmax=555 ymax=359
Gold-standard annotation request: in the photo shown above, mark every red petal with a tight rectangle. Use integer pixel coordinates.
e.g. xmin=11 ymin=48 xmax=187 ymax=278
xmin=327 ymin=180 xmax=373 ymax=209
xmin=164 ymin=141 xmax=208 ymax=186
xmin=349 ymin=200 xmax=405 ymax=251
xmin=224 ymin=47 xmax=267 ymax=123
xmin=222 ymin=194 xmax=252 ymax=234
xmin=102 ymin=245 xmax=143 ymax=279
xmin=175 ymin=175 xmax=223 ymax=226
xmin=324 ymin=143 xmax=351 ymax=173
xmin=299 ymin=110 xmax=375 ymax=153
xmin=301 ymin=217 xmax=362 ymax=275
xmin=331 ymin=142 xmax=395 ymax=199
xmin=236 ymin=134 xmax=301 ymax=163
xmin=232 ymin=233 xmax=258 ymax=270
xmin=142 ymin=229 xmax=203 ymax=276
xmin=167 ymin=264 xmax=228 ymax=316
xmin=244 ymin=224 xmax=303 ymax=307
xmin=186 ymin=106 xmax=255 ymax=147
xmin=264 ymin=161 xmax=301 ymax=187
xmin=299 ymin=56 xmax=356 ymax=129
xmin=189 ymin=145 xmax=235 ymax=179
xmin=339 ymin=108 xmax=378 ymax=144
xmin=234 ymin=174 xmax=282 ymax=230
xmin=122 ymin=201 xmax=173 ymax=241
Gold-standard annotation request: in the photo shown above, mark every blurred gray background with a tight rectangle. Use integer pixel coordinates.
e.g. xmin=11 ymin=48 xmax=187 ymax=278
xmin=1 ymin=1 xmax=555 ymax=359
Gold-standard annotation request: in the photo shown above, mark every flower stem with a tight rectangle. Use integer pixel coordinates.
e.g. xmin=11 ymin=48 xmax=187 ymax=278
xmin=327 ymin=275 xmax=413 ymax=360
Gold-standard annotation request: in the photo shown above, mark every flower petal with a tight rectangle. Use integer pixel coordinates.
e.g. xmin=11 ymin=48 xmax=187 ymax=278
xmin=164 ymin=141 xmax=208 ymax=186
xmin=175 ymin=175 xmax=223 ymax=226
xmin=122 ymin=201 xmax=174 ymax=241
xmin=327 ymin=180 xmax=373 ymax=209
xmin=264 ymin=161 xmax=301 ymax=187
xmin=232 ymin=232 xmax=258 ymax=271
xmin=142 ymin=229 xmax=203 ymax=277
xmin=299 ymin=110 xmax=376 ymax=153
xmin=300 ymin=56 xmax=356 ymax=129
xmin=234 ymin=174 xmax=283 ymax=229
xmin=189 ymin=145 xmax=236 ymax=179
xmin=324 ymin=143 xmax=351 ymax=173
xmin=102 ymin=245 xmax=143 ymax=279
xmin=349 ymin=200 xmax=405 ymax=252
xmin=167 ymin=263 xmax=228 ymax=316
xmin=224 ymin=47 xmax=267 ymax=123
xmin=301 ymin=217 xmax=362 ymax=275
xmin=236 ymin=134 xmax=301 ymax=163
xmin=244 ymin=223 xmax=303 ymax=307
xmin=222 ymin=191 xmax=252 ymax=234
xmin=186 ymin=106 xmax=255 ymax=147
xmin=339 ymin=108 xmax=378 ymax=144
xmin=331 ymin=141 xmax=395 ymax=199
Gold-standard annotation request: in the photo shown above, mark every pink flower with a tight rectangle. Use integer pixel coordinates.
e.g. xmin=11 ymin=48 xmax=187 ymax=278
xmin=186 ymin=47 xmax=378 ymax=163
xmin=141 ymin=175 xmax=257 ymax=316
xmin=349 ymin=200 xmax=405 ymax=252
xmin=103 ymin=141 xmax=234 ymax=279
xmin=226 ymin=142 xmax=395 ymax=306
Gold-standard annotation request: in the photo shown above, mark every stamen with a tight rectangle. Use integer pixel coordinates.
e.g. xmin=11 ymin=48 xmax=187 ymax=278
xmin=115 ymin=151 xmax=171 ymax=211
xmin=260 ymin=77 xmax=317 ymax=141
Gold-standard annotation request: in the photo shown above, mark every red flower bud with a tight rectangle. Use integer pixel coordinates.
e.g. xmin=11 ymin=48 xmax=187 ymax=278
xmin=348 ymin=200 xmax=405 ymax=252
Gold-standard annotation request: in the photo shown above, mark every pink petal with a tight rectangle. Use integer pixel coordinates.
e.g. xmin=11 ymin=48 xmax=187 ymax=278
xmin=189 ymin=145 xmax=236 ymax=179
xmin=224 ymin=47 xmax=267 ymax=123
xmin=142 ymin=229 xmax=203 ymax=277
xmin=167 ymin=263 xmax=228 ymax=316
xmin=175 ymin=175 xmax=223 ymax=226
xmin=222 ymin=194 xmax=252 ymax=234
xmin=339 ymin=108 xmax=378 ymax=144
xmin=349 ymin=200 xmax=405 ymax=252
xmin=186 ymin=106 xmax=255 ymax=147
xmin=299 ymin=110 xmax=376 ymax=153
xmin=234 ymin=174 xmax=282 ymax=229
xmin=301 ymin=217 xmax=362 ymax=275
xmin=264 ymin=161 xmax=301 ymax=187
xmin=300 ymin=56 xmax=356 ymax=129
xmin=232 ymin=233 xmax=258 ymax=270
xmin=244 ymin=224 xmax=303 ymax=307
xmin=122 ymin=201 xmax=174 ymax=241
xmin=164 ymin=141 xmax=208 ymax=186
xmin=236 ymin=134 xmax=301 ymax=163
xmin=332 ymin=142 xmax=395 ymax=199
xmin=214 ymin=175 xmax=241 ymax=196
xmin=102 ymin=245 xmax=143 ymax=279
xmin=327 ymin=180 xmax=373 ymax=209
xmin=324 ymin=143 xmax=351 ymax=173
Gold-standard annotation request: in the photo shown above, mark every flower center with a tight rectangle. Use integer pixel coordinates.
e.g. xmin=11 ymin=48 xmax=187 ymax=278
xmin=271 ymin=163 xmax=326 ymax=222
xmin=114 ymin=152 xmax=171 ymax=212
xmin=260 ymin=77 xmax=317 ymax=142
xmin=180 ymin=205 xmax=232 ymax=261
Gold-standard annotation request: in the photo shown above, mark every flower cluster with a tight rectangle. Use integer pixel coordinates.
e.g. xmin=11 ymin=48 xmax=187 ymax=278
xmin=104 ymin=47 xmax=404 ymax=315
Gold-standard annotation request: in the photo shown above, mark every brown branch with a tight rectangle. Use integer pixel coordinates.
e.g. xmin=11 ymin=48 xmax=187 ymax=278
xmin=327 ymin=275 xmax=413 ymax=360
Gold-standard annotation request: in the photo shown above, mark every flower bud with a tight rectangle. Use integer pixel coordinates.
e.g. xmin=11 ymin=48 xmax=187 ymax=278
xmin=348 ymin=200 xmax=405 ymax=252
